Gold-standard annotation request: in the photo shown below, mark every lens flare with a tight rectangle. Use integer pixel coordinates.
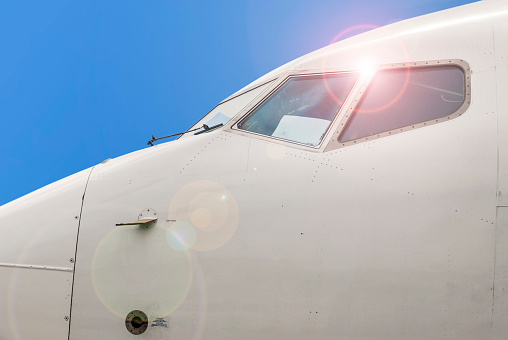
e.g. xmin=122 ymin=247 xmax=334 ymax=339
xmin=7 ymin=208 xmax=75 ymax=340
xmin=357 ymin=60 xmax=377 ymax=78
xmin=356 ymin=66 xmax=411 ymax=115
xmin=168 ymin=180 xmax=239 ymax=252
xmin=319 ymin=25 xmax=380 ymax=107
xmin=92 ymin=224 xmax=192 ymax=318
xmin=319 ymin=24 xmax=412 ymax=115
xmin=166 ymin=221 xmax=197 ymax=251
xmin=329 ymin=24 xmax=380 ymax=45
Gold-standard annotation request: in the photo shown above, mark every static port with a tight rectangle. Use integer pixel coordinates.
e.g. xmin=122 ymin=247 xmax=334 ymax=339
xmin=125 ymin=310 xmax=148 ymax=335
xmin=131 ymin=316 xmax=143 ymax=328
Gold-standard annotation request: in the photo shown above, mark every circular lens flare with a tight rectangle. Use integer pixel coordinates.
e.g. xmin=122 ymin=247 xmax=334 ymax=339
xmin=329 ymin=24 xmax=380 ymax=45
xmin=7 ymin=209 xmax=74 ymax=340
xmin=320 ymin=24 xmax=412 ymax=115
xmin=357 ymin=60 xmax=377 ymax=77
xmin=321 ymin=25 xmax=380 ymax=107
xmin=166 ymin=221 xmax=197 ymax=251
xmin=92 ymin=224 xmax=192 ymax=318
xmin=168 ymin=181 xmax=239 ymax=252
xmin=356 ymin=66 xmax=411 ymax=115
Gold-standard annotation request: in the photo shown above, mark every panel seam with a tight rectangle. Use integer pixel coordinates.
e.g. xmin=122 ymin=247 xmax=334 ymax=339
xmin=67 ymin=165 xmax=96 ymax=340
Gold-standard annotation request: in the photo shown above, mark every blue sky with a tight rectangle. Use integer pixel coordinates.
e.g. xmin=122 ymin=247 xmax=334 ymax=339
xmin=0 ymin=0 xmax=477 ymax=205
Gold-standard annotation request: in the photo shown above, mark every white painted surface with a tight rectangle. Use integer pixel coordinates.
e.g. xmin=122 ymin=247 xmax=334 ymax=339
xmin=0 ymin=268 xmax=73 ymax=340
xmin=2 ymin=1 xmax=508 ymax=339
xmin=492 ymin=2 xmax=508 ymax=207
xmin=0 ymin=168 xmax=92 ymax=339
xmin=493 ymin=208 xmax=508 ymax=339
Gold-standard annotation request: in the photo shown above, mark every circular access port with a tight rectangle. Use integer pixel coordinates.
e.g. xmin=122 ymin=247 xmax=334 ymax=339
xmin=125 ymin=310 xmax=148 ymax=335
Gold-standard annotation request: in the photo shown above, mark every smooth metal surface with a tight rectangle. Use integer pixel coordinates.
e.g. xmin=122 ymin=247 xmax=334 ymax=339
xmin=492 ymin=5 xmax=508 ymax=207
xmin=0 ymin=167 xmax=92 ymax=340
xmin=493 ymin=208 xmax=508 ymax=337
xmin=2 ymin=1 xmax=508 ymax=339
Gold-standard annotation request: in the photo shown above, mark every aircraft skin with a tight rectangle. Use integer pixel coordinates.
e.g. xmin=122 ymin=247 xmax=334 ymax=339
xmin=1 ymin=0 xmax=508 ymax=339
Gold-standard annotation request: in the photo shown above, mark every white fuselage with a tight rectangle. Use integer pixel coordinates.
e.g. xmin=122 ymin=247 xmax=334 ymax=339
xmin=1 ymin=1 xmax=508 ymax=339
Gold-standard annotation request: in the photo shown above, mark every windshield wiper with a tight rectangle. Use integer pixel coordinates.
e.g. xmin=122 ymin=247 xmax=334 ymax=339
xmin=147 ymin=123 xmax=223 ymax=146
xmin=193 ymin=123 xmax=223 ymax=135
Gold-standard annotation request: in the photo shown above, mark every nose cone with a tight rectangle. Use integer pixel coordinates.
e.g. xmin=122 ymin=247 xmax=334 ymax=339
xmin=0 ymin=167 xmax=93 ymax=340
xmin=66 ymin=130 xmax=246 ymax=338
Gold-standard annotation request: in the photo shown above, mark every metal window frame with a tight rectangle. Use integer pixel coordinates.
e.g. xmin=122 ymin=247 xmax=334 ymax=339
xmin=227 ymin=69 xmax=363 ymax=152
xmin=324 ymin=59 xmax=472 ymax=151
xmin=181 ymin=77 xmax=279 ymax=137
xmin=225 ymin=59 xmax=471 ymax=153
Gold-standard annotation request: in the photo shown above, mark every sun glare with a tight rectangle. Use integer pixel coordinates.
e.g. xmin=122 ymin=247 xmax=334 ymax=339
xmin=357 ymin=60 xmax=377 ymax=77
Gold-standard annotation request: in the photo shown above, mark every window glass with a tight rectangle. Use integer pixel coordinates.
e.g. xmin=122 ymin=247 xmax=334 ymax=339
xmin=182 ymin=81 xmax=273 ymax=138
xmin=238 ymin=74 xmax=358 ymax=146
xmin=339 ymin=65 xmax=465 ymax=142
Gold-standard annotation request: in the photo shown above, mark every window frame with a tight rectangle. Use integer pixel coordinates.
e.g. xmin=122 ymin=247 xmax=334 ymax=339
xmin=225 ymin=59 xmax=471 ymax=153
xmin=179 ymin=77 xmax=278 ymax=139
xmin=228 ymin=69 xmax=364 ymax=151
xmin=324 ymin=59 xmax=472 ymax=151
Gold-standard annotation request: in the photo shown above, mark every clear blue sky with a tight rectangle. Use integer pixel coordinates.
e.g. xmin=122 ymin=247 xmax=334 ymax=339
xmin=0 ymin=0 xmax=477 ymax=205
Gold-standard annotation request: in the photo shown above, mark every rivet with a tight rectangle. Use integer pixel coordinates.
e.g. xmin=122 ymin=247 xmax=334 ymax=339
xmin=64 ymin=316 xmax=69 ymax=321
xmin=69 ymin=258 xmax=75 ymax=263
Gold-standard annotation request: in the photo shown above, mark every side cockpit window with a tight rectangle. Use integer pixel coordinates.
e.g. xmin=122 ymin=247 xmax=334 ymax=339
xmin=339 ymin=65 xmax=466 ymax=143
xmin=182 ymin=80 xmax=274 ymax=138
xmin=238 ymin=74 xmax=358 ymax=146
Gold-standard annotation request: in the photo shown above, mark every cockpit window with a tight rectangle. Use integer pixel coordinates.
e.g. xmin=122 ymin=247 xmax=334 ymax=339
xmin=182 ymin=81 xmax=274 ymax=138
xmin=237 ymin=74 xmax=358 ymax=146
xmin=339 ymin=65 xmax=465 ymax=142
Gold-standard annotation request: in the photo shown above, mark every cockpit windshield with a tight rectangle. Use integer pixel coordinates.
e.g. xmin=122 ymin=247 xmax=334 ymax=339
xmin=237 ymin=73 xmax=358 ymax=146
xmin=181 ymin=81 xmax=274 ymax=138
